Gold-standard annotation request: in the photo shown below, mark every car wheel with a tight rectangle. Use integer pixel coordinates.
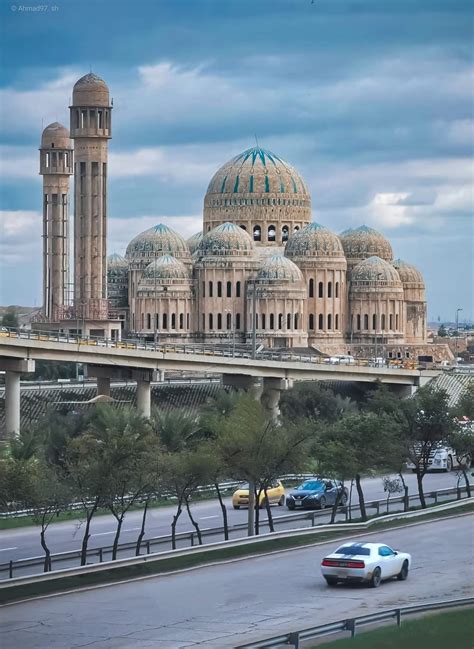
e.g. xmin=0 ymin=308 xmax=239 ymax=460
xmin=325 ymin=577 xmax=338 ymax=586
xmin=319 ymin=497 xmax=326 ymax=510
xmin=340 ymin=493 xmax=348 ymax=507
xmin=287 ymin=503 xmax=295 ymax=511
xmin=397 ymin=560 xmax=409 ymax=581
xmin=446 ymin=456 xmax=453 ymax=472
xmin=278 ymin=495 xmax=285 ymax=506
xmin=233 ymin=505 xmax=240 ymax=510
xmin=370 ymin=567 xmax=382 ymax=588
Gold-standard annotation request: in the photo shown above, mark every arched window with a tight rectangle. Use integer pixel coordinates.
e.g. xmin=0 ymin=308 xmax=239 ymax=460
xmin=389 ymin=314 xmax=393 ymax=330
xmin=171 ymin=313 xmax=176 ymax=329
xmin=187 ymin=313 xmax=190 ymax=329
xmin=226 ymin=312 xmax=231 ymax=329
xmin=328 ymin=282 xmax=332 ymax=298
xmin=357 ymin=314 xmax=361 ymax=330
xmin=209 ymin=313 xmax=213 ymax=329
xmin=270 ymin=313 xmax=275 ymax=329
xmin=209 ymin=281 xmax=213 ymax=298
xmin=396 ymin=313 xmax=399 ymax=330
xmin=227 ymin=281 xmax=232 ymax=298
xmin=255 ymin=314 xmax=259 ymax=329
xmin=294 ymin=313 xmax=298 ymax=329
xmin=381 ymin=314 xmax=386 ymax=330
xmin=162 ymin=313 xmax=168 ymax=329
xmin=309 ymin=314 xmax=314 ymax=330
xmin=236 ymin=281 xmax=241 ymax=297
xmin=287 ymin=313 xmax=291 ymax=329
xmin=318 ymin=314 xmax=324 ymax=330
xmin=236 ymin=313 xmax=241 ymax=329
xmin=364 ymin=314 xmax=369 ymax=330
xmin=179 ymin=313 xmax=184 ymax=329
xmin=217 ymin=281 xmax=222 ymax=298
xmin=294 ymin=225 xmax=300 ymax=232
xmin=318 ymin=282 xmax=324 ymax=298
xmin=262 ymin=313 xmax=266 ymax=329
xmin=217 ymin=313 xmax=222 ymax=330
xmin=253 ymin=225 xmax=261 ymax=242
xmin=202 ymin=313 xmax=205 ymax=329
xmin=268 ymin=225 xmax=276 ymax=242
xmin=335 ymin=314 xmax=339 ymax=330
xmin=202 ymin=281 xmax=205 ymax=298
xmin=327 ymin=314 xmax=332 ymax=330
xmin=156 ymin=314 xmax=159 ymax=329
xmin=147 ymin=313 xmax=151 ymax=329
xmin=335 ymin=282 xmax=339 ymax=298
xmin=282 ymin=225 xmax=289 ymax=242
xmin=141 ymin=313 xmax=144 ymax=329
xmin=309 ymin=278 xmax=314 ymax=298
xmin=278 ymin=313 xmax=283 ymax=329
xmin=372 ymin=314 xmax=376 ymax=330
xmin=240 ymin=224 xmax=247 ymax=230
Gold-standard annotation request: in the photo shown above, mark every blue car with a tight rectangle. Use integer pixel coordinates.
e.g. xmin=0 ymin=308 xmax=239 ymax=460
xmin=286 ymin=478 xmax=348 ymax=510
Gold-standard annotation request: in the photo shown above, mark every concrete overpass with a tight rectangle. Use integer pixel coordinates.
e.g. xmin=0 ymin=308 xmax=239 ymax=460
xmin=0 ymin=330 xmax=438 ymax=435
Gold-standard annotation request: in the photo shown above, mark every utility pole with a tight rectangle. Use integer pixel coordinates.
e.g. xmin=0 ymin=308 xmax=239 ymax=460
xmin=247 ymin=480 xmax=255 ymax=536
xmin=455 ymin=307 xmax=463 ymax=360
xmin=251 ymin=280 xmax=257 ymax=359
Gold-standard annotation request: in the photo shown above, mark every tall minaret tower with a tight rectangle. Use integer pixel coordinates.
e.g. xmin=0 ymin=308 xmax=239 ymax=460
xmin=70 ymin=73 xmax=112 ymax=321
xmin=39 ymin=122 xmax=73 ymax=321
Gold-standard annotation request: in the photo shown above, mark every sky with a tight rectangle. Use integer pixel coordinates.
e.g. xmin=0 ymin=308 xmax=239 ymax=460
xmin=0 ymin=0 xmax=472 ymax=322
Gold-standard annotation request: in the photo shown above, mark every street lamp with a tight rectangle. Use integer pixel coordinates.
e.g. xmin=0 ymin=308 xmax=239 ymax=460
xmin=224 ymin=305 xmax=235 ymax=357
xmin=455 ymin=307 xmax=463 ymax=360
xmin=247 ymin=278 xmax=258 ymax=359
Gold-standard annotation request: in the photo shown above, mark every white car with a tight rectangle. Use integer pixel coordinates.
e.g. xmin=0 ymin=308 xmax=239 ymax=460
xmin=321 ymin=542 xmax=411 ymax=588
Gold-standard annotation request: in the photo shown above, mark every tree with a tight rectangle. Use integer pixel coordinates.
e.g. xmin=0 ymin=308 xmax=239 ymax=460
xmin=437 ymin=324 xmax=448 ymax=337
xmin=280 ymin=381 xmax=356 ymax=423
xmin=151 ymin=408 xmax=202 ymax=452
xmin=449 ymin=423 xmax=473 ymax=497
xmin=451 ymin=384 xmax=474 ymax=420
xmin=1 ymin=308 xmax=18 ymax=329
xmin=400 ymin=386 xmax=455 ymax=508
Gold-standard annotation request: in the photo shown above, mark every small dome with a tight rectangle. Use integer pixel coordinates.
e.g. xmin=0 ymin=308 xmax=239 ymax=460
xmin=142 ymin=255 xmax=189 ymax=281
xmin=198 ymin=222 xmax=254 ymax=257
xmin=257 ymin=254 xmax=303 ymax=283
xmin=41 ymin=122 xmax=71 ymax=149
xmin=107 ymin=253 xmax=127 ymax=272
xmin=340 ymin=225 xmax=393 ymax=265
xmin=125 ymin=224 xmax=190 ymax=262
xmin=285 ymin=222 xmax=344 ymax=258
xmin=351 ymin=256 xmax=402 ymax=285
xmin=72 ymin=73 xmax=110 ymax=107
xmin=187 ymin=231 xmax=203 ymax=254
xmin=392 ymin=259 xmax=425 ymax=286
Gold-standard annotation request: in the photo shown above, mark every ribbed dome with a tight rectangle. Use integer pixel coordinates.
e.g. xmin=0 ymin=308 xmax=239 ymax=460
xmin=285 ymin=222 xmax=344 ymax=259
xmin=257 ymin=254 xmax=303 ymax=283
xmin=392 ymin=259 xmax=425 ymax=286
xmin=125 ymin=224 xmax=190 ymax=262
xmin=72 ymin=73 xmax=110 ymax=107
xmin=187 ymin=231 xmax=203 ymax=255
xmin=142 ymin=255 xmax=189 ymax=280
xmin=340 ymin=225 xmax=393 ymax=266
xmin=351 ymin=256 xmax=402 ymax=285
xmin=41 ymin=122 xmax=71 ymax=149
xmin=198 ymin=222 xmax=254 ymax=257
xmin=107 ymin=253 xmax=128 ymax=273
xmin=203 ymin=146 xmax=311 ymax=241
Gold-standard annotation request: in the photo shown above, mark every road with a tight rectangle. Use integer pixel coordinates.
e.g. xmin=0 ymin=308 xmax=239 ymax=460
xmin=0 ymin=515 xmax=472 ymax=648
xmin=0 ymin=472 xmax=466 ymax=566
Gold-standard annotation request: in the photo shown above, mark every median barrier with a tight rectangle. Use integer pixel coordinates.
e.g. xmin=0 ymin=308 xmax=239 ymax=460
xmin=0 ymin=497 xmax=471 ymax=604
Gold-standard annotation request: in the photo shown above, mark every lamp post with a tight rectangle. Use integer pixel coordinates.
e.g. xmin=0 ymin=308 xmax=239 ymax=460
xmin=225 ymin=305 xmax=235 ymax=357
xmin=250 ymin=278 xmax=257 ymax=359
xmin=455 ymin=307 xmax=463 ymax=360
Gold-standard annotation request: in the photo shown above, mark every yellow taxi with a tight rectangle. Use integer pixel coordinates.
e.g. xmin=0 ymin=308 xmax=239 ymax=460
xmin=232 ymin=480 xmax=285 ymax=509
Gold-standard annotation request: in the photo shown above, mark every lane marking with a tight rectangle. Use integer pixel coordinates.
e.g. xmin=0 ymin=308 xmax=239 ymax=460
xmin=0 ymin=547 xmax=18 ymax=552
xmin=200 ymin=516 xmax=218 ymax=520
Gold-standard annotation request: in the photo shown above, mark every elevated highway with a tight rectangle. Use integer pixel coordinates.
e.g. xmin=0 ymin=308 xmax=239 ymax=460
xmin=0 ymin=329 xmax=438 ymax=434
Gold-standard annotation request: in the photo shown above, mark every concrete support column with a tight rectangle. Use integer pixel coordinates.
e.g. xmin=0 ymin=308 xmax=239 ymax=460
xmin=137 ymin=379 xmax=151 ymax=418
xmin=97 ymin=376 xmax=110 ymax=398
xmin=222 ymin=374 xmax=262 ymax=400
xmin=5 ymin=371 xmax=21 ymax=437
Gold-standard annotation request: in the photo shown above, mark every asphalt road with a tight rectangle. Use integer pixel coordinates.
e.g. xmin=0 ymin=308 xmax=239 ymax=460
xmin=0 ymin=472 xmax=466 ymax=567
xmin=0 ymin=514 xmax=472 ymax=648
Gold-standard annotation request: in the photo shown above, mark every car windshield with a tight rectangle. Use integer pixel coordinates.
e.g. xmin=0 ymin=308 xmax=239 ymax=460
xmin=297 ymin=481 xmax=324 ymax=491
xmin=334 ymin=545 xmax=371 ymax=556
xmin=238 ymin=483 xmax=250 ymax=490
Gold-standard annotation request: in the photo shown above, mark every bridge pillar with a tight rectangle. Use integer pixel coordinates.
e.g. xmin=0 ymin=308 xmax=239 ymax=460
xmin=390 ymin=384 xmax=418 ymax=398
xmin=96 ymin=376 xmax=111 ymax=398
xmin=261 ymin=378 xmax=290 ymax=422
xmin=0 ymin=358 xmax=35 ymax=437
xmin=137 ymin=379 xmax=151 ymax=418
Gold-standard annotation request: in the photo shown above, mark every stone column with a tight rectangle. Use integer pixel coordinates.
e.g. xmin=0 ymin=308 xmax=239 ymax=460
xmin=97 ymin=376 xmax=111 ymax=398
xmin=260 ymin=377 xmax=286 ymax=422
xmin=137 ymin=379 xmax=151 ymax=418
xmin=0 ymin=358 xmax=35 ymax=437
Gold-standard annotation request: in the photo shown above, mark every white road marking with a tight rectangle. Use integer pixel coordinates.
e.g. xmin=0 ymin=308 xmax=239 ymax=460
xmin=93 ymin=527 xmax=141 ymax=537
xmin=200 ymin=515 xmax=218 ymax=520
xmin=0 ymin=547 xmax=18 ymax=552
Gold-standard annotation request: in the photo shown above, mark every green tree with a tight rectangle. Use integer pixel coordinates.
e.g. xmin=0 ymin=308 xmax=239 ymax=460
xmin=437 ymin=324 xmax=448 ymax=337
xmin=451 ymin=384 xmax=474 ymax=420
xmin=280 ymin=381 xmax=356 ymax=422
xmin=448 ymin=423 xmax=473 ymax=497
xmin=1 ymin=308 xmax=18 ymax=329
xmin=151 ymin=408 xmax=202 ymax=452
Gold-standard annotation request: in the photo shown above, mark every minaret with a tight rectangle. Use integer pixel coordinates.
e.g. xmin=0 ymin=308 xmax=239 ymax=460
xmin=70 ymin=73 xmax=112 ymax=320
xmin=39 ymin=122 xmax=73 ymax=321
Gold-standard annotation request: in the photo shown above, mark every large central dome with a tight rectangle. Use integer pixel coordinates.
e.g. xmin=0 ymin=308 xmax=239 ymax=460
xmin=203 ymin=146 xmax=311 ymax=247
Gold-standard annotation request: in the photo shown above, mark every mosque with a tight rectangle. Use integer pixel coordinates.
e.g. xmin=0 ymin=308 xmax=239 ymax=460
xmin=37 ymin=72 xmax=450 ymax=361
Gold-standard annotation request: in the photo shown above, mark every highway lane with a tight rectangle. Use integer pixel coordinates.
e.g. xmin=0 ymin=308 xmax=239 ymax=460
xmin=0 ymin=472 xmax=467 ymax=565
xmin=0 ymin=515 xmax=472 ymax=648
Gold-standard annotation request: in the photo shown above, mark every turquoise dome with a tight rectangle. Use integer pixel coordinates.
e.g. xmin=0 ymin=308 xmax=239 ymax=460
xmin=142 ymin=254 xmax=189 ymax=280
xmin=257 ymin=254 xmax=303 ymax=283
xmin=285 ymin=222 xmax=344 ymax=258
xmin=197 ymin=222 xmax=254 ymax=256
xmin=107 ymin=252 xmax=128 ymax=274
xmin=187 ymin=231 xmax=203 ymax=254
xmin=351 ymin=256 xmax=401 ymax=285
xmin=125 ymin=223 xmax=190 ymax=262
xmin=340 ymin=225 xmax=393 ymax=264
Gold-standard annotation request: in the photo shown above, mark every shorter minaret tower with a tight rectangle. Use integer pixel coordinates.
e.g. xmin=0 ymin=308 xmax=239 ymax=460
xmin=39 ymin=122 xmax=73 ymax=321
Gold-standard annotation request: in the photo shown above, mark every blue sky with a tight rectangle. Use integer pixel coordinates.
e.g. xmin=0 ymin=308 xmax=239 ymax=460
xmin=0 ymin=0 xmax=472 ymax=321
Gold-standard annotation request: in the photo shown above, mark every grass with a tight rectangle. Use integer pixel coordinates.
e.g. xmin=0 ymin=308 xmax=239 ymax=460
xmin=0 ymin=500 xmax=472 ymax=606
xmin=310 ymin=608 xmax=474 ymax=649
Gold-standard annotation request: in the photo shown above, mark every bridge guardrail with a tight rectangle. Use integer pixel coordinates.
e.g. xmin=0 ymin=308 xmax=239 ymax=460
xmin=1 ymin=484 xmax=470 ymax=580
xmin=234 ymin=597 xmax=474 ymax=648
